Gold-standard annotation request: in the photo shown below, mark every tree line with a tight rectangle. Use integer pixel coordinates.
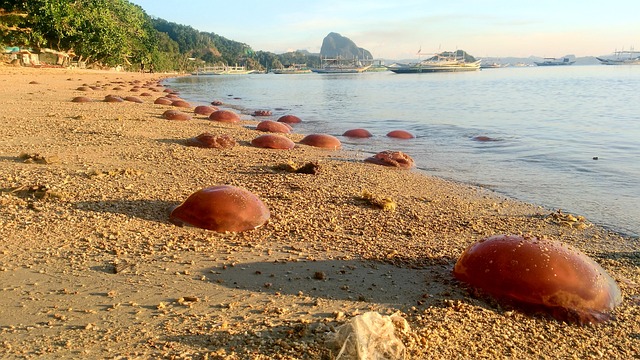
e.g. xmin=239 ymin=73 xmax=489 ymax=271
xmin=0 ymin=0 xmax=320 ymax=72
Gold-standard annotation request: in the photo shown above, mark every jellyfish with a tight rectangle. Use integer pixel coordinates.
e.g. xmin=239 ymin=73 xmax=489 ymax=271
xmin=299 ymin=134 xmax=341 ymax=149
xmin=343 ymin=129 xmax=373 ymax=138
xmin=386 ymin=130 xmax=415 ymax=139
xmin=453 ymin=234 xmax=622 ymax=324
xmin=251 ymin=134 xmax=295 ymax=149
xmin=209 ymin=110 xmax=240 ymax=123
xmin=170 ymin=185 xmax=270 ymax=232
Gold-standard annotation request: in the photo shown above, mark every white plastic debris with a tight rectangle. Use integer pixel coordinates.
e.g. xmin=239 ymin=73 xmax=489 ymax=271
xmin=328 ymin=311 xmax=409 ymax=360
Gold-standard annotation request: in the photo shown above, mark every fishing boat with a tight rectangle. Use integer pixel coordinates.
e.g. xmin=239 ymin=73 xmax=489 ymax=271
xmin=533 ymin=57 xmax=575 ymax=66
xmin=272 ymin=63 xmax=312 ymax=74
xmin=192 ymin=64 xmax=255 ymax=75
xmin=311 ymin=56 xmax=371 ymax=74
xmin=480 ymin=61 xmax=504 ymax=69
xmin=387 ymin=52 xmax=481 ymax=73
xmin=596 ymin=50 xmax=640 ymax=65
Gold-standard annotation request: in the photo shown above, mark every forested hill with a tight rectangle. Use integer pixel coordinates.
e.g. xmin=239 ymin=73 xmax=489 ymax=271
xmin=0 ymin=0 xmax=320 ymax=72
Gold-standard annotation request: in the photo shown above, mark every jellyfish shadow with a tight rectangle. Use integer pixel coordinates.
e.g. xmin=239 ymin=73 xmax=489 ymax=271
xmin=74 ymin=199 xmax=177 ymax=223
xmin=203 ymin=258 xmax=463 ymax=310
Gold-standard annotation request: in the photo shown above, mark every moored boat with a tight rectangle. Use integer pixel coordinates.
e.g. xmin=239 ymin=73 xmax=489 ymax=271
xmin=311 ymin=56 xmax=371 ymax=74
xmin=388 ymin=51 xmax=481 ymax=73
xmin=192 ymin=64 xmax=255 ymax=75
xmin=597 ymin=51 xmax=640 ymax=65
xmin=272 ymin=64 xmax=312 ymax=74
xmin=534 ymin=57 xmax=575 ymax=66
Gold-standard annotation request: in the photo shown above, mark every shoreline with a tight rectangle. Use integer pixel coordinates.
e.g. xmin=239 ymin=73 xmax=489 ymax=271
xmin=0 ymin=66 xmax=638 ymax=359
xmin=164 ymin=70 xmax=640 ymax=240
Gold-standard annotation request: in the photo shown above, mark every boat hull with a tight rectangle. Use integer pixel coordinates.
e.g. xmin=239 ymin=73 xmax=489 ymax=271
xmin=596 ymin=57 xmax=640 ymax=65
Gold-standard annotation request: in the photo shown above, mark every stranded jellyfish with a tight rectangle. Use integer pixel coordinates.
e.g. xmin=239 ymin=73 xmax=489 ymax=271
xmin=162 ymin=109 xmax=191 ymax=121
xmin=154 ymin=97 xmax=173 ymax=105
xmin=171 ymin=99 xmax=191 ymax=108
xmin=170 ymin=185 xmax=270 ymax=232
xmin=343 ymin=128 xmax=373 ymax=138
xmin=71 ymin=96 xmax=92 ymax=103
xmin=453 ymin=234 xmax=622 ymax=324
xmin=209 ymin=110 xmax=241 ymax=123
xmin=104 ymin=95 xmax=124 ymax=103
xmin=300 ymin=134 xmax=341 ymax=149
xmin=365 ymin=150 xmax=415 ymax=169
xmin=386 ymin=130 xmax=415 ymax=139
xmin=124 ymin=96 xmax=143 ymax=103
xmin=194 ymin=105 xmax=218 ymax=116
xmin=186 ymin=132 xmax=236 ymax=149
xmin=277 ymin=115 xmax=302 ymax=124
xmin=251 ymin=134 xmax=295 ymax=149
xmin=253 ymin=110 xmax=272 ymax=116
xmin=256 ymin=120 xmax=291 ymax=134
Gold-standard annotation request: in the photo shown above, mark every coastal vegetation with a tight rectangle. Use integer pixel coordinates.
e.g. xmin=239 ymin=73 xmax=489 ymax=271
xmin=0 ymin=0 xmax=321 ymax=71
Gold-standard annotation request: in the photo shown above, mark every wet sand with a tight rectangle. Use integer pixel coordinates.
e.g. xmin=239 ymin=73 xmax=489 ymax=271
xmin=0 ymin=66 xmax=638 ymax=359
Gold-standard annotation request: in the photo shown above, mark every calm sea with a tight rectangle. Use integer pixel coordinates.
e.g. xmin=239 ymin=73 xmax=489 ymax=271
xmin=164 ymin=65 xmax=640 ymax=238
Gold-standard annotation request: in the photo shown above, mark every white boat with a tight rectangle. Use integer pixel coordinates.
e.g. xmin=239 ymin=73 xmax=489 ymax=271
xmin=534 ymin=57 xmax=575 ymax=66
xmin=597 ymin=50 xmax=640 ymax=65
xmin=192 ymin=64 xmax=255 ymax=75
xmin=311 ymin=56 xmax=371 ymax=74
xmin=272 ymin=63 xmax=312 ymax=74
xmin=388 ymin=52 xmax=481 ymax=73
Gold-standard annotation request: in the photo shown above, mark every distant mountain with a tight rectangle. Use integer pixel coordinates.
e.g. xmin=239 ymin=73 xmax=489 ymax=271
xmin=320 ymin=32 xmax=372 ymax=60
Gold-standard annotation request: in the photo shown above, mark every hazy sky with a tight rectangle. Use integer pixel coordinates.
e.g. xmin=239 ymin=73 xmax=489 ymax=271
xmin=130 ymin=0 xmax=639 ymax=59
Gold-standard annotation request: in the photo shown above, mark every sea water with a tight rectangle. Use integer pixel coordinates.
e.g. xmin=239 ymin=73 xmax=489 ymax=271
xmin=164 ymin=65 xmax=640 ymax=238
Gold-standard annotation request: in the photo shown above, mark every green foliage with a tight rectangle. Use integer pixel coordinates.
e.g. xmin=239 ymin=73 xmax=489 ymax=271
xmin=0 ymin=0 xmax=322 ymax=72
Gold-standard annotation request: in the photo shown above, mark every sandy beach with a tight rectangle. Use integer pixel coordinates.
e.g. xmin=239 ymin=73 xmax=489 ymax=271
xmin=0 ymin=65 xmax=638 ymax=359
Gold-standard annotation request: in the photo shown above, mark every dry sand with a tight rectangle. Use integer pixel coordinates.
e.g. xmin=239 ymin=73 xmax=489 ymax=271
xmin=0 ymin=66 xmax=638 ymax=359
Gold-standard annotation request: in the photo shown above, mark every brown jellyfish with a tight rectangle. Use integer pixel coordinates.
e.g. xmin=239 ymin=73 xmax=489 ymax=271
xmin=277 ymin=114 xmax=302 ymax=124
xmin=386 ymin=130 xmax=415 ymax=139
xmin=251 ymin=134 xmax=295 ymax=149
xmin=154 ymin=97 xmax=173 ymax=105
xmin=76 ymin=86 xmax=92 ymax=91
xmin=253 ymin=110 xmax=273 ymax=116
xmin=162 ymin=109 xmax=192 ymax=121
xmin=71 ymin=96 xmax=92 ymax=103
xmin=171 ymin=100 xmax=191 ymax=108
xmin=104 ymin=95 xmax=124 ymax=103
xmin=299 ymin=134 xmax=341 ymax=149
xmin=29 ymin=81 xmax=40 ymax=84
xmin=209 ymin=110 xmax=241 ymax=123
xmin=256 ymin=120 xmax=291 ymax=134
xmin=194 ymin=105 xmax=218 ymax=116
xmin=365 ymin=151 xmax=415 ymax=169
xmin=343 ymin=128 xmax=373 ymax=138
xmin=453 ymin=234 xmax=622 ymax=324
xmin=169 ymin=185 xmax=270 ymax=232
xmin=211 ymin=100 xmax=224 ymax=106
xmin=473 ymin=135 xmax=497 ymax=142
xmin=124 ymin=96 xmax=143 ymax=103
xmin=186 ymin=132 xmax=236 ymax=149
xmin=140 ymin=92 xmax=153 ymax=97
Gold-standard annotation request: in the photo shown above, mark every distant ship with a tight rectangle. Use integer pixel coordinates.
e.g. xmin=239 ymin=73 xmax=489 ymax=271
xmin=596 ymin=51 xmax=640 ymax=65
xmin=272 ymin=64 xmax=312 ymax=74
xmin=387 ymin=51 xmax=481 ymax=73
xmin=192 ymin=64 xmax=255 ymax=75
xmin=534 ymin=57 xmax=575 ymax=66
xmin=311 ymin=56 xmax=371 ymax=74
